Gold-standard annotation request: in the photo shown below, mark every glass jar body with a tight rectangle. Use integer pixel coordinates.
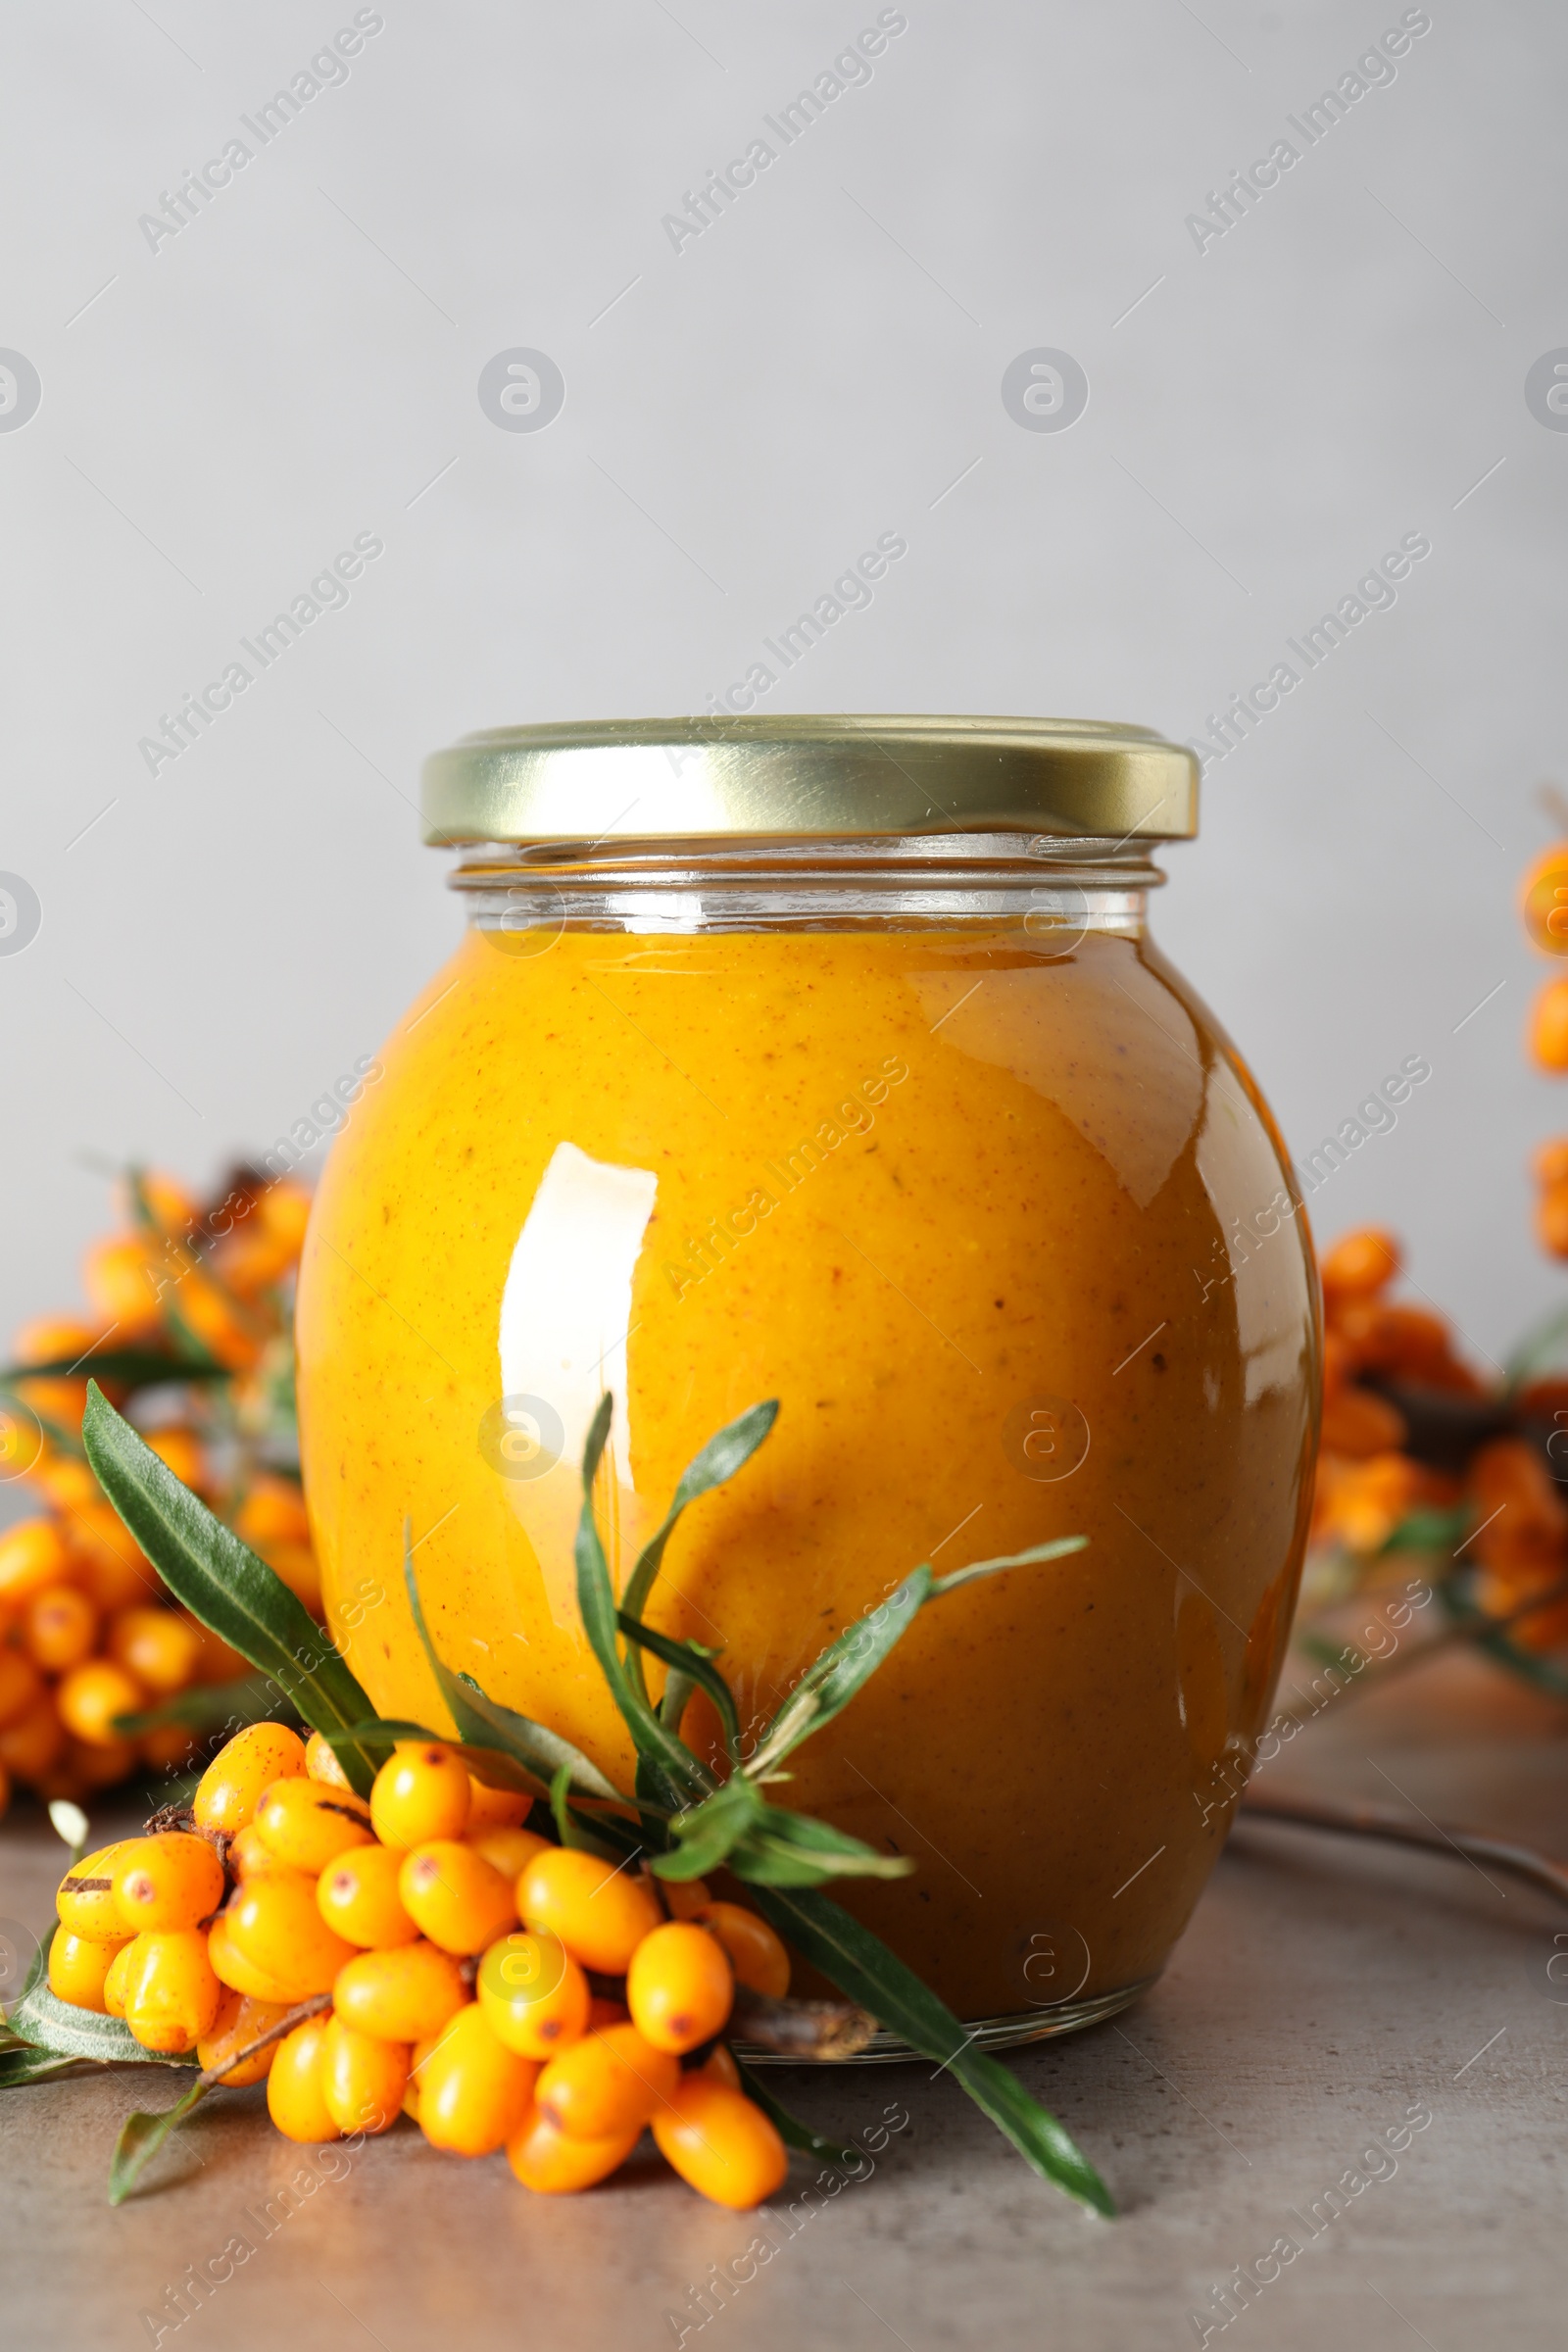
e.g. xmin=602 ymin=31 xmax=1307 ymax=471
xmin=296 ymin=842 xmax=1319 ymax=2038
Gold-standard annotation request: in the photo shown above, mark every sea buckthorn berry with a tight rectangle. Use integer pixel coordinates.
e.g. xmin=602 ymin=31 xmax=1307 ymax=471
xmin=466 ymin=1776 xmax=532 ymax=1832
xmin=57 ymin=1840 xmax=135 ymax=1939
xmin=267 ymin=2017 xmax=340 ymax=2143
xmin=507 ymin=2102 xmax=642 ymax=2194
xmin=22 ymin=1584 xmax=97 ymax=1673
xmin=228 ymin=1824 xmax=281 ymax=1881
xmin=258 ymin=1541 xmax=322 ymax=1615
xmin=1538 ymin=1181 xmax=1568 ymax=1260
xmin=112 ymin=1832 xmax=225 ymax=1934
xmin=231 ymin=1476 xmax=312 ymax=1551
xmin=305 ymin=1730 xmax=353 ymax=1789
xmin=476 ymin=1931 xmax=590 ymax=2059
xmin=1319 ymin=1226 xmax=1402 ymax=1303
xmin=652 ymin=2077 xmax=788 ymax=2210
xmin=103 ymin=1938 xmax=134 ymax=2018
xmin=466 ymin=1825 xmax=550 ymax=1882
xmin=694 ymin=1902 xmax=791 ymax=2000
xmin=65 ymin=1733 xmax=138 ymax=1789
xmin=0 ymin=1645 xmax=41 ymax=1728
xmin=227 ymin=1869 xmax=357 ymax=1995
xmin=627 ymin=1922 xmax=734 ymax=2054
xmin=370 ymin=1742 xmax=471 ymax=1850
xmin=1534 ymin=977 xmax=1568 ymax=1071
xmin=518 ymin=1847 xmax=662 ymax=1974
xmin=140 ymin=1725 xmax=197 ymax=1773
xmin=198 ymin=1989 xmax=292 ymax=2087
xmin=332 ymin=1941 xmax=468 ymax=2044
xmin=207 ymin=1914 xmax=301 ymax=2005
xmin=320 ymin=2014 xmax=410 ymax=2136
xmin=107 ymin=1606 xmax=201 ymax=1693
xmin=318 ymin=1843 xmax=418 ymax=1949
xmin=191 ymin=1620 xmax=252 ymax=1685
xmin=0 ymin=1692 xmax=65 ymax=1784
xmin=415 ymin=2000 xmax=538 ymax=2157
xmin=0 ymin=1518 xmax=74 ymax=1604
xmin=49 ymin=1927 xmax=130 ymax=2011
xmin=121 ymin=1928 xmax=222 ymax=2053
xmin=72 ymin=1501 xmax=158 ymax=1611
xmin=399 ymin=1841 xmax=516 ymax=1956
xmin=146 ymin=1427 xmax=206 ymax=1491
xmin=662 ymin=1877 xmax=712 ymax=1921
xmin=193 ymin=1721 xmax=309 ymax=1835
xmin=1318 ymin=1386 xmax=1407 ymax=1460
xmin=536 ymin=2022 xmax=679 ymax=2141
xmin=56 ymin=1658 xmax=141 ymax=1745
xmin=699 ymin=2043 xmax=742 ymax=2091
xmin=253 ymin=1778 xmax=374 ymax=1874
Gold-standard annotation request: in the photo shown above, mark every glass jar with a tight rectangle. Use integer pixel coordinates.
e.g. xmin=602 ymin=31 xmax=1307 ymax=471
xmin=296 ymin=717 xmax=1319 ymax=2047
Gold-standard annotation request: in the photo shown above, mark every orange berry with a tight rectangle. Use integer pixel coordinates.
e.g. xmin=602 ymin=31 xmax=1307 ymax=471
xmin=103 ymin=1938 xmax=134 ymax=2018
xmin=651 ymin=2077 xmax=788 ymax=2209
xmin=1319 ymin=1227 xmax=1402 ymax=1302
xmin=1318 ymin=1386 xmax=1407 ymax=1460
xmin=207 ymin=1913 xmax=301 ymax=2005
xmin=518 ymin=1847 xmax=662 ymax=1974
xmin=57 ymin=1659 xmax=142 ymax=1746
xmin=662 ymin=1877 xmax=712 ymax=1921
xmin=477 ymin=1930 xmax=590 ymax=2060
xmin=1538 ymin=1180 xmax=1568 ymax=1260
xmin=318 ymin=1842 xmax=419 ymax=1950
xmin=66 ymin=1502 xmax=157 ymax=1609
xmin=370 ymin=1742 xmax=471 ymax=1850
xmin=0 ymin=1519 xmax=74 ymax=1606
xmin=1534 ymin=1137 xmax=1568 ymax=1187
xmin=226 ymin=1869 xmax=357 ymax=1995
xmin=626 ymin=1922 xmax=733 ymax=2054
xmin=536 ymin=2022 xmax=679 ymax=2141
xmin=112 ymin=1832 xmax=225 ymax=1934
xmin=120 ymin=1927 xmax=222 ymax=2053
xmin=228 ymin=1823 xmax=282 ymax=1881
xmin=231 ymin=1476 xmax=311 ymax=1551
xmin=258 ymin=1541 xmax=321 ymax=1615
xmin=190 ymin=1620 xmax=252 ymax=1685
xmin=320 ymin=2014 xmax=409 ymax=2136
xmin=699 ymin=2043 xmax=742 ymax=2090
xmin=258 ymin=1180 xmax=312 ymax=1252
xmin=332 ymin=1941 xmax=468 ymax=2044
xmin=49 ymin=1927 xmax=131 ymax=2011
xmin=507 ymin=2102 xmax=641 ymax=2194
xmin=140 ymin=1725 xmax=198 ymax=1774
xmin=82 ymin=1235 xmax=162 ymax=1335
xmin=466 ymin=1825 xmax=550 ymax=1882
xmin=66 ymin=1733 xmax=138 ymax=1788
xmin=197 ymin=1987 xmax=293 ymax=2087
xmin=0 ymin=1645 xmax=42 ymax=1729
xmin=466 ymin=1776 xmax=532 ymax=1832
xmin=267 ymin=2017 xmax=340 ymax=2143
xmin=305 ymin=1729 xmax=353 ymax=1788
xmin=177 ymin=1271 xmax=263 ymax=1373
xmin=399 ymin=1841 xmax=516 ymax=1955
xmin=415 ymin=2001 xmax=538 ymax=2156
xmin=107 ymin=1605 xmax=201 ymax=1692
xmin=0 ymin=1691 xmax=64 ymax=1784
xmin=10 ymin=1313 xmax=100 ymax=1367
xmin=193 ymin=1721 xmax=308 ymax=1835
xmin=30 ymin=1454 xmax=99 ymax=1514
xmin=694 ymin=1902 xmax=791 ymax=2000
xmin=22 ymin=1584 xmax=97 ymax=1673
xmin=56 ymin=1840 xmax=135 ymax=1940
xmin=145 ymin=1428 xmax=207 ymax=1492
xmin=1523 ymin=846 xmax=1568 ymax=956
xmin=253 ymin=1778 xmax=373 ymax=1875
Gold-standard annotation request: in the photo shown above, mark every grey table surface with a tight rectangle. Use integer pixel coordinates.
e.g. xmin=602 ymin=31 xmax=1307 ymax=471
xmin=1 ymin=1651 xmax=1563 ymax=2352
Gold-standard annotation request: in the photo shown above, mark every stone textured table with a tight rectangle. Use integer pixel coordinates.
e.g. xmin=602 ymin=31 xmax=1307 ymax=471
xmin=2 ymin=1651 xmax=1563 ymax=2351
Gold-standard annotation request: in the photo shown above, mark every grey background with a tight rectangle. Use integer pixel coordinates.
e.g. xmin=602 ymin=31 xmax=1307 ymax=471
xmin=2 ymin=0 xmax=1564 ymax=1384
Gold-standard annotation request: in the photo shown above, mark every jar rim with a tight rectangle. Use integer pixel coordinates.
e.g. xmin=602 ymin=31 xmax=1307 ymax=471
xmin=420 ymin=714 xmax=1199 ymax=848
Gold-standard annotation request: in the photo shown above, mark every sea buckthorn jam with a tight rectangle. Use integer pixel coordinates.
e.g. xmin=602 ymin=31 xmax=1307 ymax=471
xmin=296 ymin=718 xmax=1319 ymax=2038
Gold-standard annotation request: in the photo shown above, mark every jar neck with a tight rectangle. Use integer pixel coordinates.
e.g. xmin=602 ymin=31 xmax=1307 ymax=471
xmin=447 ymin=832 xmax=1163 ymax=936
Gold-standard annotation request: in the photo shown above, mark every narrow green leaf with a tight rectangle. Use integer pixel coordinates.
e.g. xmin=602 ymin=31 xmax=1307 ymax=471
xmin=619 ymin=1399 xmax=778 ymax=1696
xmin=747 ymin=1884 xmax=1113 ymax=2217
xmin=0 ymin=2045 xmax=89 ymax=2089
xmin=80 ymin=1386 xmax=379 ymax=1794
xmin=660 ymin=1666 xmax=698 ymax=1733
xmin=730 ymin=1806 xmax=914 ymax=1887
xmin=400 ymin=1530 xmax=623 ymax=1801
xmin=108 ymin=2081 xmax=208 ymax=2204
xmin=733 ymin=2059 xmax=858 ymax=2168
xmin=654 ymin=1775 xmax=763 ymax=1880
xmin=928 ymin=1535 xmax=1088 ymax=1599
xmin=617 ymin=1611 xmax=741 ymax=1761
xmin=547 ymin=1762 xmax=624 ymax=1858
xmin=10 ymin=1974 xmax=196 ymax=2071
xmin=0 ymin=1349 xmax=228 ymax=1390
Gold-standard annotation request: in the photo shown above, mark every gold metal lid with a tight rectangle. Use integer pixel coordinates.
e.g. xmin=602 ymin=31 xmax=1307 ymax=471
xmin=420 ymin=716 xmax=1198 ymax=846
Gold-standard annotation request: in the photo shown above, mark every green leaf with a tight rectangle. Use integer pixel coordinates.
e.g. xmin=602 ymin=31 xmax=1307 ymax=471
xmin=10 ymin=1975 xmax=196 ymax=2071
xmin=733 ymin=2059 xmax=858 ymax=2169
xmin=730 ymin=1806 xmax=914 ymax=1888
xmin=928 ymin=1535 xmax=1088 ymax=1599
xmin=619 ymin=1400 xmax=778 ymax=1698
xmin=108 ymin=2082 xmax=208 ymax=2205
xmin=400 ymin=1531 xmax=622 ymax=1802
xmin=0 ymin=1349 xmax=228 ymax=1390
xmin=572 ymin=1397 xmax=713 ymax=1802
xmin=113 ymin=1672 xmax=294 ymax=1739
xmin=654 ymin=1775 xmax=763 ymax=1880
xmin=0 ymin=2045 xmax=90 ymax=2089
xmin=617 ymin=1611 xmax=741 ymax=1761
xmin=747 ymin=1885 xmax=1114 ymax=2217
xmin=80 ymin=1385 xmax=380 ymax=1795
xmin=546 ymin=1762 xmax=626 ymax=1859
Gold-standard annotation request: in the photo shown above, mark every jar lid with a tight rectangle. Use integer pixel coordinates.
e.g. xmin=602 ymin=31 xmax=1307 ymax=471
xmin=420 ymin=716 xmax=1198 ymax=845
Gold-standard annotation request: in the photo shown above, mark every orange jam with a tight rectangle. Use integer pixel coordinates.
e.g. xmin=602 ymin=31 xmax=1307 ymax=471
xmin=297 ymin=909 xmax=1317 ymax=2029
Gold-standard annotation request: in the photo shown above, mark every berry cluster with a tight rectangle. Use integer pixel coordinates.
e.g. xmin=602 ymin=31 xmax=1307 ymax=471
xmin=50 ymin=1720 xmax=794 ymax=2209
xmin=0 ymin=1170 xmax=318 ymax=1816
